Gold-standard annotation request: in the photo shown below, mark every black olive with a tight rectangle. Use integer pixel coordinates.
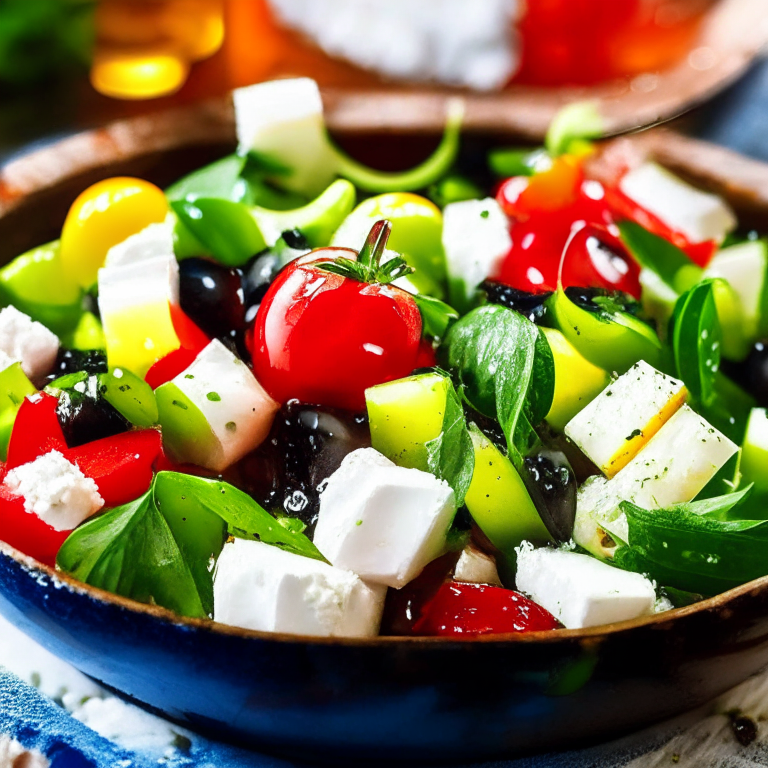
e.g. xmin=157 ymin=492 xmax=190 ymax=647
xmin=478 ymin=280 xmax=552 ymax=324
xmin=725 ymin=340 xmax=768 ymax=406
xmin=242 ymin=252 xmax=283 ymax=322
xmin=729 ymin=713 xmax=758 ymax=746
xmin=55 ymin=376 xmax=130 ymax=448
xmin=45 ymin=349 xmax=108 ymax=384
xmin=467 ymin=410 xmax=507 ymax=450
xmin=521 ymin=449 xmax=577 ymax=542
xmin=179 ymin=257 xmax=246 ymax=340
xmin=229 ymin=402 xmax=371 ymax=536
xmin=281 ymin=228 xmax=309 ymax=250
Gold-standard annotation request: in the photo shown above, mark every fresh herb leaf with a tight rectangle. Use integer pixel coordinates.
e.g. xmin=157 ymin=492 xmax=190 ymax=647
xmin=545 ymin=101 xmax=604 ymax=157
xmin=414 ymin=294 xmax=459 ymax=342
xmin=171 ymin=198 xmax=267 ymax=267
xmin=614 ymin=487 xmax=767 ymax=595
xmin=57 ymin=487 xmax=226 ymax=619
xmin=440 ymin=304 xmax=554 ymax=463
xmin=165 ymin=154 xmax=248 ymax=203
xmin=618 ymin=221 xmax=702 ymax=294
xmin=154 ymin=472 xmax=325 ymax=562
xmin=425 ymin=377 xmax=474 ymax=506
xmin=669 ymin=279 xmax=722 ymax=406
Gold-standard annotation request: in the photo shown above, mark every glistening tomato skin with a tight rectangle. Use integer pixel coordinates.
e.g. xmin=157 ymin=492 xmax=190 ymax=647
xmin=250 ymin=260 xmax=422 ymax=411
xmin=412 ymin=582 xmax=560 ymax=636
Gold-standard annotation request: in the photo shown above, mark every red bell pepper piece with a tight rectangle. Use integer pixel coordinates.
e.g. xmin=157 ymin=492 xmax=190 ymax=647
xmin=65 ymin=429 xmax=162 ymax=508
xmin=412 ymin=582 xmax=560 ymax=636
xmin=6 ymin=393 xmax=67 ymax=469
xmin=0 ymin=468 xmax=69 ymax=568
xmin=170 ymin=304 xmax=210 ymax=351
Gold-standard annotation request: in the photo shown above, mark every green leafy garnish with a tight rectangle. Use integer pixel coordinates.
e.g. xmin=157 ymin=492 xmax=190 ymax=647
xmin=618 ymin=221 xmax=702 ymax=294
xmin=57 ymin=472 xmax=322 ymax=619
xmin=440 ymin=304 xmax=554 ymax=463
xmin=669 ymin=279 xmax=722 ymax=406
xmin=614 ymin=487 xmax=768 ymax=595
xmin=545 ymin=101 xmax=604 ymax=157
xmin=487 ymin=147 xmax=549 ymax=178
xmin=413 ymin=294 xmax=459 ymax=342
xmin=425 ymin=377 xmax=474 ymax=506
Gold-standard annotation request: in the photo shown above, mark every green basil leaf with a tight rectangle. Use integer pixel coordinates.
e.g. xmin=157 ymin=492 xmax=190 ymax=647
xmin=425 ymin=378 xmax=474 ymax=506
xmin=155 ymin=472 xmax=325 ymax=562
xmin=440 ymin=304 xmax=554 ymax=463
xmin=57 ymin=488 xmax=224 ymax=619
xmin=171 ymin=198 xmax=267 ymax=267
xmin=414 ymin=294 xmax=459 ymax=342
xmin=618 ymin=221 xmax=702 ymax=294
xmin=614 ymin=487 xmax=767 ymax=595
xmin=545 ymin=101 xmax=604 ymax=157
xmin=670 ymin=279 xmax=721 ymax=405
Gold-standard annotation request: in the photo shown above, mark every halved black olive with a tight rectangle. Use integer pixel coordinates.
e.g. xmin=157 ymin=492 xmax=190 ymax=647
xmin=521 ymin=449 xmax=577 ymax=542
xmin=563 ymin=286 xmax=641 ymax=317
xmin=725 ymin=340 xmax=768 ymax=407
xmin=55 ymin=376 xmax=130 ymax=448
xmin=45 ymin=349 xmax=108 ymax=384
xmin=479 ymin=280 xmax=552 ymax=324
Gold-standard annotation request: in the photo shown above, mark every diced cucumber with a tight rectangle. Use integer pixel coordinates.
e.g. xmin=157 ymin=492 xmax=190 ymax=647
xmin=742 ymin=408 xmax=768 ymax=494
xmin=366 ymin=372 xmax=450 ymax=471
xmin=99 ymin=367 xmax=158 ymax=427
xmin=156 ymin=383 xmax=217 ymax=467
xmin=541 ymin=327 xmax=610 ymax=431
xmin=464 ymin=425 xmax=551 ymax=556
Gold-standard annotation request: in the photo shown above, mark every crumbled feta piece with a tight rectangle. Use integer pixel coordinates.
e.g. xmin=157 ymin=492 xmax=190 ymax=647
xmin=233 ymin=78 xmax=338 ymax=196
xmin=98 ymin=253 xmax=179 ymax=313
xmin=267 ymin=0 xmax=521 ymax=91
xmin=213 ymin=538 xmax=386 ymax=637
xmin=4 ymin=450 xmax=103 ymax=532
xmin=442 ymin=198 xmax=511 ymax=304
xmin=314 ymin=448 xmax=455 ymax=588
xmin=0 ymin=349 xmax=19 ymax=373
xmin=574 ymin=405 xmax=738 ymax=557
xmin=169 ymin=339 xmax=279 ymax=471
xmin=104 ymin=221 xmax=175 ymax=268
xmin=453 ymin=544 xmax=502 ymax=586
xmin=619 ymin=162 xmax=736 ymax=244
xmin=565 ymin=361 xmax=687 ymax=478
xmin=0 ymin=306 xmax=59 ymax=382
xmin=515 ymin=544 xmax=655 ymax=629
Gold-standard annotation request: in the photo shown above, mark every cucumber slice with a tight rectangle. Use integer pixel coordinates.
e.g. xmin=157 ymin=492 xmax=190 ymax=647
xmin=99 ymin=367 xmax=158 ymax=428
xmin=541 ymin=327 xmax=610 ymax=431
xmin=742 ymin=408 xmax=768 ymax=493
xmin=548 ymin=287 xmax=662 ymax=373
xmin=156 ymin=383 xmax=217 ymax=467
xmin=464 ymin=425 xmax=551 ymax=556
xmin=365 ymin=372 xmax=450 ymax=471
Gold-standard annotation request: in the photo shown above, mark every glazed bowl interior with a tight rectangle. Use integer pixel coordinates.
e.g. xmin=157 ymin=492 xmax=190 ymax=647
xmin=3 ymin=106 xmax=768 ymax=762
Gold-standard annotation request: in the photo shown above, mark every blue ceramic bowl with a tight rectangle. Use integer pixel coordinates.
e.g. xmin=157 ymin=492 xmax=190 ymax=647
xmin=2 ymin=106 xmax=768 ymax=763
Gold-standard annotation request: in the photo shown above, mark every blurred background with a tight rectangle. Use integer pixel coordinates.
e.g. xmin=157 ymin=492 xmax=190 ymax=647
xmin=0 ymin=0 xmax=765 ymax=162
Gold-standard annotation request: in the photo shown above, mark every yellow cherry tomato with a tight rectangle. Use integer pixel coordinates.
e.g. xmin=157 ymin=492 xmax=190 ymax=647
xmin=60 ymin=177 xmax=169 ymax=288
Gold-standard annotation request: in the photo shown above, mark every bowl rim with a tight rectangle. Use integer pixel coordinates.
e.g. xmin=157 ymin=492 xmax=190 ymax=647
xmin=4 ymin=102 xmax=768 ymax=650
xmin=4 ymin=538 xmax=767 ymax=647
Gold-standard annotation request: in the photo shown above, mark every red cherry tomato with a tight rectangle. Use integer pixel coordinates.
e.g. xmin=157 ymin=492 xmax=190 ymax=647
xmin=250 ymin=257 xmax=422 ymax=411
xmin=6 ymin=393 xmax=67 ymax=469
xmin=412 ymin=582 xmax=560 ymax=636
xmin=65 ymin=429 xmax=162 ymax=508
xmin=0 ymin=481 xmax=70 ymax=568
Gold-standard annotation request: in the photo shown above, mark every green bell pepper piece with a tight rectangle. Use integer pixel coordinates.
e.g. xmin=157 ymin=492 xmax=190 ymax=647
xmin=99 ymin=367 xmax=158 ymax=427
xmin=0 ymin=362 xmax=36 ymax=459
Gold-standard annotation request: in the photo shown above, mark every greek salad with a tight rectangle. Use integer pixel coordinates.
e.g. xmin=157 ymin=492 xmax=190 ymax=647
xmin=0 ymin=79 xmax=766 ymax=638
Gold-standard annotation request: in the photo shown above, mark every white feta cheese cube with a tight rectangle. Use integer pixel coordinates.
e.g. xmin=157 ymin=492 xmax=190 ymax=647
xmin=453 ymin=544 xmax=502 ymax=586
xmin=565 ymin=361 xmax=687 ymax=478
xmin=4 ymin=450 xmax=103 ymax=532
xmin=574 ymin=405 xmax=738 ymax=557
xmin=104 ymin=221 xmax=175 ymax=268
xmin=619 ymin=162 xmax=736 ymax=244
xmin=314 ymin=447 xmax=456 ymax=588
xmin=515 ymin=544 xmax=655 ymax=629
xmin=442 ymin=198 xmax=511 ymax=304
xmin=0 ymin=306 xmax=59 ymax=382
xmin=213 ymin=538 xmax=385 ymax=637
xmin=169 ymin=339 xmax=279 ymax=471
xmin=233 ymin=78 xmax=338 ymax=197
xmin=98 ymin=253 xmax=179 ymax=314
